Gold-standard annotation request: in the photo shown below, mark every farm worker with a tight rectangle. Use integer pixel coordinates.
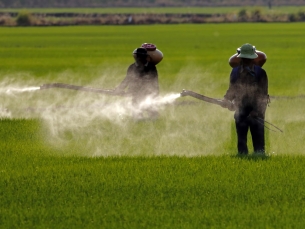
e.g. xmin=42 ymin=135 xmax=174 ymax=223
xmin=114 ymin=47 xmax=159 ymax=120
xmin=221 ymin=43 xmax=269 ymax=155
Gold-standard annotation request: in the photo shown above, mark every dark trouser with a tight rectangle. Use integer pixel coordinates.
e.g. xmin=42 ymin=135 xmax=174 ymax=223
xmin=235 ymin=117 xmax=265 ymax=154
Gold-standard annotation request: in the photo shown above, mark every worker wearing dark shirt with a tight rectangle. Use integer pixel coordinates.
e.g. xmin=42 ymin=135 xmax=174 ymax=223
xmin=222 ymin=43 xmax=269 ymax=155
xmin=114 ymin=47 xmax=159 ymax=120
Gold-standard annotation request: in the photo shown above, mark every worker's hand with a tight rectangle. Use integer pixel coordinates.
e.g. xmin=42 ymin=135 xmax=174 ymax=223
xmin=220 ymin=99 xmax=235 ymax=111
xmin=220 ymin=99 xmax=228 ymax=108
xmin=227 ymin=102 xmax=236 ymax=111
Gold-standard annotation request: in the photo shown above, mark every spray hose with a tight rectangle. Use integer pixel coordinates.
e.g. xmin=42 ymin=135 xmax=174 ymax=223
xmin=254 ymin=117 xmax=283 ymax=133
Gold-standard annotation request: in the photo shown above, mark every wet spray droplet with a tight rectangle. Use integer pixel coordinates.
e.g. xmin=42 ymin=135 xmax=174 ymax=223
xmin=0 ymin=87 xmax=40 ymax=95
xmin=139 ymin=93 xmax=181 ymax=110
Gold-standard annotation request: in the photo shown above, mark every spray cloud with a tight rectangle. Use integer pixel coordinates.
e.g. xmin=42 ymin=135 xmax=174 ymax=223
xmin=0 ymin=71 xmax=187 ymax=156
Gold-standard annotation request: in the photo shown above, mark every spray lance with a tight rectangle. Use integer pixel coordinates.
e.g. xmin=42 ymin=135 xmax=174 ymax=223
xmin=180 ymin=89 xmax=235 ymax=111
xmin=180 ymin=89 xmax=282 ymax=133
xmin=40 ymin=83 xmax=130 ymax=96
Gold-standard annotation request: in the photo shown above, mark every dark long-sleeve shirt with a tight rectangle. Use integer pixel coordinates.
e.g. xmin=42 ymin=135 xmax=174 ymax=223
xmin=116 ymin=62 xmax=159 ymax=101
xmin=224 ymin=65 xmax=268 ymax=118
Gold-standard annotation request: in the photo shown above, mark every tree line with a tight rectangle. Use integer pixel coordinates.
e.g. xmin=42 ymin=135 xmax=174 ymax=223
xmin=1 ymin=0 xmax=305 ymax=8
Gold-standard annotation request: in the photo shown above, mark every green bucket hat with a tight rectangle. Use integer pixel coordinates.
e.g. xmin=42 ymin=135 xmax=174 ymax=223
xmin=237 ymin=43 xmax=258 ymax=59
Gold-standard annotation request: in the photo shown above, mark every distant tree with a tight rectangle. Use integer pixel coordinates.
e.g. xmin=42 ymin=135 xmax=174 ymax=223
xmin=16 ymin=10 xmax=34 ymax=26
xmin=0 ymin=0 xmax=305 ymax=7
xmin=288 ymin=13 xmax=297 ymax=22
xmin=252 ymin=8 xmax=262 ymax=21
xmin=238 ymin=9 xmax=248 ymax=21
xmin=298 ymin=11 xmax=305 ymax=21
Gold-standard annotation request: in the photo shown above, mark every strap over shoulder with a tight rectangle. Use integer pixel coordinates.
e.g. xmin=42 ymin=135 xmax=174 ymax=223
xmin=230 ymin=66 xmax=240 ymax=83
xmin=230 ymin=65 xmax=264 ymax=83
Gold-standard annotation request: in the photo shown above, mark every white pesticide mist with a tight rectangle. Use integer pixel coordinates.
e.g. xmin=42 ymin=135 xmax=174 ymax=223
xmin=39 ymin=92 xmax=182 ymax=137
xmin=138 ymin=93 xmax=181 ymax=111
xmin=0 ymin=66 xmax=238 ymax=157
xmin=2 ymin=65 xmax=301 ymax=157
xmin=0 ymin=86 xmax=40 ymax=95
xmin=0 ymin=75 xmax=43 ymax=118
xmin=0 ymin=71 xmax=186 ymax=156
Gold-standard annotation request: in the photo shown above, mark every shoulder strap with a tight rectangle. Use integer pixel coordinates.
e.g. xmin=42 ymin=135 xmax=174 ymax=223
xmin=254 ymin=65 xmax=264 ymax=81
xmin=254 ymin=65 xmax=261 ymax=75
xmin=231 ymin=65 xmax=264 ymax=83
xmin=230 ymin=67 xmax=240 ymax=83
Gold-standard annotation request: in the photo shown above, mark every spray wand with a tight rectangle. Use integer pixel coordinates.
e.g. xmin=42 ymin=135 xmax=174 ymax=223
xmin=180 ymin=89 xmax=283 ymax=133
xmin=180 ymin=89 xmax=235 ymax=110
xmin=40 ymin=83 xmax=129 ymax=96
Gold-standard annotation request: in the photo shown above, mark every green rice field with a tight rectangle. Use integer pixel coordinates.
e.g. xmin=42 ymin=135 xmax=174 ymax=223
xmin=1 ymin=23 xmax=305 ymax=228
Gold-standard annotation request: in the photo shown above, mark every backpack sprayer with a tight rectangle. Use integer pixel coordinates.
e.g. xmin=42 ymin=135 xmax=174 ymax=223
xmin=228 ymin=46 xmax=267 ymax=68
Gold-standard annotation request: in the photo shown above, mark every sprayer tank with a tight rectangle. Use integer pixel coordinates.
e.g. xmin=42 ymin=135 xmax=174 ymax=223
xmin=229 ymin=49 xmax=267 ymax=68
xmin=133 ymin=43 xmax=163 ymax=65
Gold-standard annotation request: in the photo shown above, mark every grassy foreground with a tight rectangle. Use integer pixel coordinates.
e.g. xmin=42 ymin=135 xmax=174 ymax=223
xmin=1 ymin=23 xmax=305 ymax=228
xmin=2 ymin=140 xmax=305 ymax=228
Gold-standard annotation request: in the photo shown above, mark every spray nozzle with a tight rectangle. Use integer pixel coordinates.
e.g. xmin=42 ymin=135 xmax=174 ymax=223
xmin=40 ymin=84 xmax=56 ymax=90
xmin=180 ymin=89 xmax=189 ymax=97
